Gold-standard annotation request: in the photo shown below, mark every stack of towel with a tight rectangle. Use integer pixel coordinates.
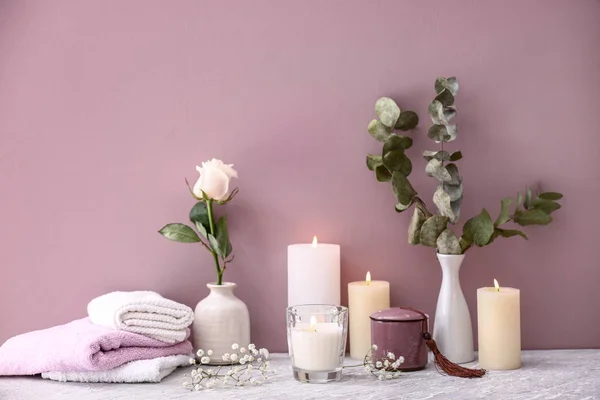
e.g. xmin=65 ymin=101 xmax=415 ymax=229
xmin=0 ymin=291 xmax=194 ymax=383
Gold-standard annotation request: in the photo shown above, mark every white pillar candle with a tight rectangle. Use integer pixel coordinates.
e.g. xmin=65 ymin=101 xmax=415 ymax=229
xmin=291 ymin=317 xmax=343 ymax=371
xmin=288 ymin=237 xmax=340 ymax=306
xmin=348 ymin=272 xmax=390 ymax=359
xmin=477 ymin=279 xmax=521 ymax=370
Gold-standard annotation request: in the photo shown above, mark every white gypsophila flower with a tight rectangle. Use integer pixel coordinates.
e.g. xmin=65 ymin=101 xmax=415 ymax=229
xmin=259 ymin=348 xmax=269 ymax=359
xmin=222 ymin=353 xmax=230 ymax=361
xmin=197 ymin=368 xmax=203 ymax=374
xmin=200 ymin=356 xmax=210 ymax=364
xmin=191 ymin=370 xmax=197 ymax=377
xmin=189 ymin=358 xmax=196 ymax=365
xmin=240 ymin=347 xmax=246 ymax=354
xmin=392 ymin=361 xmax=400 ymax=369
xmin=207 ymin=349 xmax=213 ymax=356
xmin=239 ymin=357 xmax=247 ymax=365
xmin=194 ymin=384 xmax=201 ymax=391
xmin=372 ymin=344 xmax=378 ymax=351
xmin=257 ymin=357 xmax=262 ymax=363
xmin=226 ymin=369 xmax=235 ymax=376
xmin=251 ymin=349 xmax=258 ymax=356
xmin=387 ymin=352 xmax=395 ymax=360
xmin=230 ymin=354 xmax=238 ymax=362
xmin=196 ymin=349 xmax=204 ymax=357
xmin=399 ymin=356 xmax=405 ymax=363
xmin=378 ymin=375 xmax=384 ymax=381
xmin=193 ymin=159 xmax=238 ymax=201
xmin=232 ymin=343 xmax=239 ymax=350
xmin=248 ymin=344 xmax=256 ymax=351
xmin=384 ymin=360 xmax=390 ymax=367
xmin=205 ymin=380 xmax=216 ymax=389
xmin=375 ymin=361 xmax=382 ymax=368
xmin=364 ymin=366 xmax=370 ymax=372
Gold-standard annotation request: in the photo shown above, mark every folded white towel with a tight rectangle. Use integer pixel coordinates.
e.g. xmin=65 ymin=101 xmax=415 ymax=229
xmin=41 ymin=354 xmax=191 ymax=383
xmin=88 ymin=291 xmax=194 ymax=344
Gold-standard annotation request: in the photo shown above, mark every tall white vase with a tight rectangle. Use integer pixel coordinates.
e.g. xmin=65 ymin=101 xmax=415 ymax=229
xmin=193 ymin=282 xmax=250 ymax=364
xmin=433 ymin=253 xmax=475 ymax=364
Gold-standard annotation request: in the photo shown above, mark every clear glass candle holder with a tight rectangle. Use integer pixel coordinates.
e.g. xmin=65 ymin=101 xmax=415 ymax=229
xmin=286 ymin=304 xmax=348 ymax=383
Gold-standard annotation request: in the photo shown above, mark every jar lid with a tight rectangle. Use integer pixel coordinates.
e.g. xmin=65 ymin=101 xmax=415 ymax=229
xmin=370 ymin=307 xmax=427 ymax=322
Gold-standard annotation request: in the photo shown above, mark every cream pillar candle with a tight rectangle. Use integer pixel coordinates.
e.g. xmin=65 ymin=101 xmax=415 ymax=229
xmin=477 ymin=279 xmax=521 ymax=370
xmin=288 ymin=236 xmax=341 ymax=307
xmin=348 ymin=272 xmax=390 ymax=359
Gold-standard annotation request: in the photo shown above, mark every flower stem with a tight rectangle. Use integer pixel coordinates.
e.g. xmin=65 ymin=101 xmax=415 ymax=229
xmin=206 ymin=199 xmax=222 ymax=285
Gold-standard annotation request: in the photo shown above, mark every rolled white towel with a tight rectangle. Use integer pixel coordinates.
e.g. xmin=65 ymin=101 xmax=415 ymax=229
xmin=42 ymin=354 xmax=191 ymax=383
xmin=88 ymin=291 xmax=194 ymax=343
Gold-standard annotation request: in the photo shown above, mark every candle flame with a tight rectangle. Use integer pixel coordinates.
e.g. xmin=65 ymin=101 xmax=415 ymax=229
xmin=309 ymin=316 xmax=317 ymax=330
xmin=312 ymin=236 xmax=318 ymax=247
xmin=366 ymin=271 xmax=371 ymax=285
xmin=494 ymin=279 xmax=500 ymax=292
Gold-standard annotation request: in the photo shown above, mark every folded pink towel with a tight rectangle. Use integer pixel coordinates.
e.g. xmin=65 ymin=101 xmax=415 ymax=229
xmin=0 ymin=318 xmax=193 ymax=375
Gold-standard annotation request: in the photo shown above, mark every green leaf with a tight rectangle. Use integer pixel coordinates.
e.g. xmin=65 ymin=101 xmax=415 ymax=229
xmin=437 ymin=229 xmax=462 ymax=255
xmin=368 ymin=119 xmax=392 ymax=142
xmin=494 ymin=228 xmax=529 ymax=240
xmin=383 ymin=150 xmax=412 ymax=176
xmin=158 ymin=223 xmax=201 ymax=243
xmin=516 ymin=191 xmax=524 ymax=212
xmin=532 ymin=198 xmax=562 ymax=214
xmin=459 ymin=237 xmax=472 ymax=253
xmin=375 ymin=97 xmax=401 ymax=128
xmin=392 ymin=172 xmax=417 ymax=206
xmin=215 ymin=216 xmax=232 ymax=258
xmin=375 ymin=165 xmax=392 ymax=182
xmin=425 ymin=159 xmax=451 ymax=182
xmin=419 ymin=215 xmax=448 ymax=247
xmin=428 ymin=101 xmax=457 ymax=125
xmin=395 ymin=111 xmax=419 ymax=131
xmin=194 ymin=220 xmax=208 ymax=238
xmin=524 ymin=187 xmax=533 ymax=209
xmin=539 ymin=192 xmax=563 ymax=201
xmin=434 ymin=88 xmax=455 ymax=107
xmin=440 ymin=182 xmax=463 ymax=202
xmin=435 ymin=77 xmax=459 ymax=96
xmin=462 ymin=209 xmax=494 ymax=246
xmin=449 ymin=151 xmax=463 ymax=161
xmin=408 ymin=207 xmax=426 ymax=244
xmin=427 ymin=124 xmax=457 ymax=143
xmin=444 ymin=163 xmax=461 ymax=185
xmin=383 ymin=134 xmax=413 ymax=153
xmin=433 ymin=187 xmax=456 ymax=222
xmin=208 ymin=234 xmax=221 ymax=256
xmin=495 ymin=197 xmax=513 ymax=226
xmin=395 ymin=202 xmax=412 ymax=213
xmin=189 ymin=201 xmax=210 ymax=231
xmin=422 ymin=150 xmax=450 ymax=162
xmin=366 ymin=154 xmax=383 ymax=171
xmin=514 ymin=208 xmax=552 ymax=226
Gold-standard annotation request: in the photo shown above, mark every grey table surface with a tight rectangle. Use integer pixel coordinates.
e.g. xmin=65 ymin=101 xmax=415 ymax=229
xmin=0 ymin=350 xmax=599 ymax=400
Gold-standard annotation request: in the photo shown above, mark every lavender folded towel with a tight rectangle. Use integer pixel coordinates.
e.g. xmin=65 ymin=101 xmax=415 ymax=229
xmin=0 ymin=318 xmax=193 ymax=376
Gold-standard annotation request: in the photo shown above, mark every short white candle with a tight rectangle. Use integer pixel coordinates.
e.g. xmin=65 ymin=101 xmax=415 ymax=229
xmin=288 ymin=237 xmax=340 ymax=306
xmin=348 ymin=272 xmax=390 ymax=359
xmin=291 ymin=316 xmax=343 ymax=371
xmin=477 ymin=279 xmax=521 ymax=370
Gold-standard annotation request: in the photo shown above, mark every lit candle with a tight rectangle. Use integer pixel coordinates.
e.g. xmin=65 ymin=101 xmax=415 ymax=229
xmin=477 ymin=279 xmax=521 ymax=370
xmin=348 ymin=271 xmax=390 ymax=359
xmin=290 ymin=316 xmax=343 ymax=371
xmin=288 ymin=236 xmax=340 ymax=306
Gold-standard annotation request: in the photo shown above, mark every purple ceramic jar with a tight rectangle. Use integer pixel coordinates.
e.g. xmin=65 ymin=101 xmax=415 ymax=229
xmin=370 ymin=307 xmax=429 ymax=371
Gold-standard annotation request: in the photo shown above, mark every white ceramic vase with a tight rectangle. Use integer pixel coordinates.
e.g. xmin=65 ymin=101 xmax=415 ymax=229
xmin=193 ymin=282 xmax=250 ymax=364
xmin=433 ymin=253 xmax=475 ymax=364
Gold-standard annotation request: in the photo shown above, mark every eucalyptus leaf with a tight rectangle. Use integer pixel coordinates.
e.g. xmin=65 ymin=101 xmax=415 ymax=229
xmin=392 ymin=172 xmax=417 ymax=206
xmin=433 ymin=187 xmax=456 ymax=222
xmin=425 ymin=158 xmax=451 ymax=182
xmin=514 ymin=208 xmax=552 ymax=226
xmin=437 ymin=229 xmax=462 ymax=255
xmin=419 ymin=215 xmax=449 ymax=247
xmin=440 ymin=182 xmax=463 ymax=202
xmin=368 ymin=119 xmax=392 ymax=142
xmin=383 ymin=134 xmax=412 ymax=154
xmin=524 ymin=187 xmax=533 ymax=209
xmin=434 ymin=88 xmax=455 ymax=107
xmin=383 ymin=150 xmax=412 ymax=176
xmin=494 ymin=228 xmax=529 ymax=240
xmin=445 ymin=163 xmax=461 ymax=185
xmin=366 ymin=154 xmax=383 ymax=171
xmin=422 ymin=150 xmax=450 ymax=162
xmin=375 ymin=165 xmax=392 ymax=182
xmin=158 ymin=223 xmax=201 ymax=243
xmin=449 ymin=151 xmax=463 ymax=161
xmin=428 ymin=124 xmax=457 ymax=143
xmin=532 ymin=198 xmax=561 ymax=214
xmin=395 ymin=202 xmax=412 ymax=213
xmin=375 ymin=97 xmax=401 ymax=128
xmin=516 ymin=191 xmax=524 ymax=211
xmin=395 ymin=111 xmax=419 ymax=131
xmin=408 ymin=207 xmax=426 ymax=244
xmin=450 ymin=197 xmax=462 ymax=222
xmin=539 ymin=192 xmax=563 ymax=201
xmin=459 ymin=237 xmax=471 ymax=253
xmin=495 ymin=197 xmax=513 ymax=226
xmin=435 ymin=77 xmax=459 ymax=96
xmin=428 ymin=101 xmax=457 ymax=125
xmin=462 ymin=209 xmax=494 ymax=246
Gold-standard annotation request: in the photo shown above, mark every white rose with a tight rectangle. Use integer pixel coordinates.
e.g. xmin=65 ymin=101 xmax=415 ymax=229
xmin=192 ymin=158 xmax=238 ymax=201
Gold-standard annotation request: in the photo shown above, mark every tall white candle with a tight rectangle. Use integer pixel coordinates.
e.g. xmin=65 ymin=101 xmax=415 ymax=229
xmin=288 ymin=237 xmax=340 ymax=306
xmin=291 ymin=317 xmax=343 ymax=371
xmin=348 ymin=272 xmax=390 ymax=359
xmin=477 ymin=279 xmax=521 ymax=370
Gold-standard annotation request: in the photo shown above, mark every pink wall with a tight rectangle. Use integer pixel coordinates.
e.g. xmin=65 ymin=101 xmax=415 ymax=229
xmin=1 ymin=1 xmax=599 ymax=351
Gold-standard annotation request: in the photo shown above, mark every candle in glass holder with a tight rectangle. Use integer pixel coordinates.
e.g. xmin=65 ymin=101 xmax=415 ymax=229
xmin=477 ymin=279 xmax=521 ymax=370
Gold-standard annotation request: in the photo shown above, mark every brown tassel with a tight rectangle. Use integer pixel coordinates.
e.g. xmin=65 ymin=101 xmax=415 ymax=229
xmin=424 ymin=333 xmax=486 ymax=378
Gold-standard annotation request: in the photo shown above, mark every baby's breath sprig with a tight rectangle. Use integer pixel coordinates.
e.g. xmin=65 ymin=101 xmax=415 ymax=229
xmin=363 ymin=344 xmax=404 ymax=381
xmin=184 ymin=343 xmax=273 ymax=391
